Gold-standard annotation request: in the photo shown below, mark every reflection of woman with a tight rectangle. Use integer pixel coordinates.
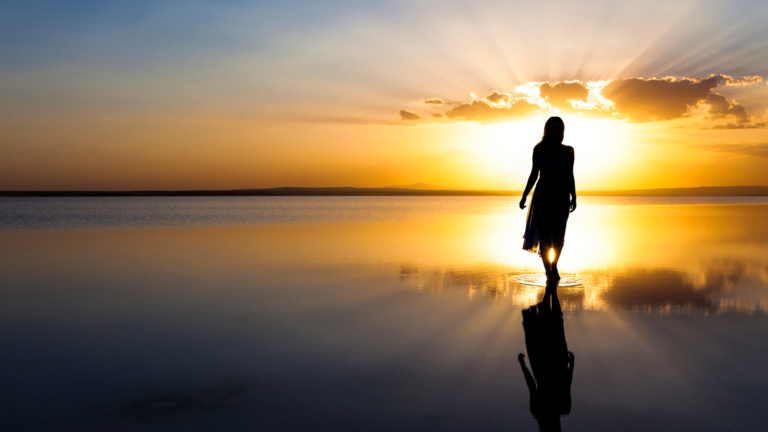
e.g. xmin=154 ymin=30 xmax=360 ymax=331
xmin=518 ymin=287 xmax=574 ymax=432
xmin=520 ymin=117 xmax=576 ymax=283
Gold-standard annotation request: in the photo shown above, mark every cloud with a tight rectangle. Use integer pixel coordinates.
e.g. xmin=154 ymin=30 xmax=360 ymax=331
xmin=601 ymin=76 xmax=721 ymax=122
xmin=599 ymin=75 xmax=764 ymax=126
xmin=696 ymin=143 xmax=768 ymax=157
xmin=484 ymin=91 xmax=511 ymax=104
xmin=406 ymin=74 xmax=764 ymax=128
xmin=400 ymin=110 xmax=421 ymax=120
xmin=442 ymin=93 xmax=540 ymax=124
xmin=722 ymin=75 xmax=763 ymax=86
xmin=421 ymin=98 xmax=445 ymax=105
xmin=539 ymin=81 xmax=589 ymax=109
xmin=705 ymin=93 xmax=750 ymax=123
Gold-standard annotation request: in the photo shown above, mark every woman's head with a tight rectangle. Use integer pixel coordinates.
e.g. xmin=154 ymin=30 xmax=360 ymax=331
xmin=542 ymin=116 xmax=565 ymax=144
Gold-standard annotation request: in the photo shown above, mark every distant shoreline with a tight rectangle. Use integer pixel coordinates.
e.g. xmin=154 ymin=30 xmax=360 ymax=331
xmin=2 ymin=186 xmax=768 ymax=197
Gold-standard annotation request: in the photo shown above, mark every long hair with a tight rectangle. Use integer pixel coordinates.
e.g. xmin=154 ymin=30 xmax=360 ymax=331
xmin=541 ymin=116 xmax=565 ymax=144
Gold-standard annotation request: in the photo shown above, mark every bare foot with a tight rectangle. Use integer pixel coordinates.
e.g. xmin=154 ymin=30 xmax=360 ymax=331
xmin=552 ymin=266 xmax=561 ymax=282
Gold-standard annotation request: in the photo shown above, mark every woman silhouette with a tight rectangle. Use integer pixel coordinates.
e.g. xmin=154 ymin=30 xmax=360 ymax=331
xmin=520 ymin=117 xmax=576 ymax=283
xmin=518 ymin=285 xmax=575 ymax=432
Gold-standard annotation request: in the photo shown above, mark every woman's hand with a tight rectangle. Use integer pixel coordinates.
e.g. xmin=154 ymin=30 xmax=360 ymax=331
xmin=569 ymin=197 xmax=577 ymax=213
xmin=519 ymin=197 xmax=527 ymax=210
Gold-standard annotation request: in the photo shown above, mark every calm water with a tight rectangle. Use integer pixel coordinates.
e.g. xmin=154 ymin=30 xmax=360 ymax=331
xmin=1 ymin=197 xmax=768 ymax=431
xmin=2 ymin=195 xmax=768 ymax=230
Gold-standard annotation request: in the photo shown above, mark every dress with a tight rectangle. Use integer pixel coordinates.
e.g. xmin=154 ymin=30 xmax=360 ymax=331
xmin=522 ymin=143 xmax=574 ymax=255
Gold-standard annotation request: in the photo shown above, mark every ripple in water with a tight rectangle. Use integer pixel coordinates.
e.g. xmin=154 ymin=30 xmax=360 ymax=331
xmin=511 ymin=274 xmax=583 ymax=287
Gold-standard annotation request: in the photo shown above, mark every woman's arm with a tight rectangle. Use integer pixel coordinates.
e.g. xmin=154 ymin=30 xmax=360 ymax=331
xmin=519 ymin=148 xmax=539 ymax=210
xmin=569 ymin=147 xmax=576 ymax=212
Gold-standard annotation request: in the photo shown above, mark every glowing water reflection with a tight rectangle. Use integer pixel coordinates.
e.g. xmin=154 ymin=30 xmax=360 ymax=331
xmin=391 ymin=202 xmax=768 ymax=315
xmin=2 ymin=198 xmax=766 ymax=315
xmin=2 ymin=197 xmax=768 ymax=430
xmin=511 ymin=274 xmax=583 ymax=287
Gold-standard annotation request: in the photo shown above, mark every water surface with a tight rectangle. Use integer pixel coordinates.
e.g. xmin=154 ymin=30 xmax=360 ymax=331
xmin=1 ymin=197 xmax=767 ymax=431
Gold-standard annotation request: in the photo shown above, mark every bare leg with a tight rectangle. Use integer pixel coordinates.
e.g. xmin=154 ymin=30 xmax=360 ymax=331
xmin=551 ymin=244 xmax=564 ymax=281
xmin=540 ymin=245 xmax=552 ymax=281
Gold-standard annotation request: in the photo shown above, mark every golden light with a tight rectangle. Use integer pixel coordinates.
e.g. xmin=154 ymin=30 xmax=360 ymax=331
xmin=473 ymin=120 xmax=540 ymax=173
xmin=468 ymin=114 xmax=635 ymax=190
xmin=549 ymin=248 xmax=555 ymax=262
xmin=560 ymin=115 xmax=630 ymax=186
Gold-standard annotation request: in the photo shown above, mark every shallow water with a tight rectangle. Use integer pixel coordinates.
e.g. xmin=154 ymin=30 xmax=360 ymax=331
xmin=1 ymin=197 xmax=767 ymax=431
xmin=2 ymin=195 xmax=768 ymax=230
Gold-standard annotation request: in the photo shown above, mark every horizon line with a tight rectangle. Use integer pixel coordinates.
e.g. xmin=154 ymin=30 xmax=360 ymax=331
xmin=2 ymin=185 xmax=768 ymax=197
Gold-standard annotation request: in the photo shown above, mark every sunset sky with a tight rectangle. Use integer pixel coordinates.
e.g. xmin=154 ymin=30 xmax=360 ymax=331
xmin=2 ymin=0 xmax=767 ymax=191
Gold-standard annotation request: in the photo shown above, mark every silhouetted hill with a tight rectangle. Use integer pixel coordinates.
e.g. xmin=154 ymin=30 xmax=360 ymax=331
xmin=2 ymin=186 xmax=767 ymax=197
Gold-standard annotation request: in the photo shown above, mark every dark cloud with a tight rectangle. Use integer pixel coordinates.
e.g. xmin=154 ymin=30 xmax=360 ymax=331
xmin=539 ymin=81 xmax=588 ymax=109
xmin=601 ymin=75 xmax=764 ymax=126
xmin=601 ymin=76 xmax=721 ymax=123
xmin=400 ymin=110 xmax=421 ymax=120
xmin=443 ymin=98 xmax=539 ymax=124
xmin=697 ymin=143 xmax=768 ymax=157
xmin=431 ymin=112 xmax=444 ymax=118
xmin=484 ymin=91 xmax=510 ymax=104
xmin=421 ymin=98 xmax=445 ymax=106
xmin=705 ymin=93 xmax=750 ymax=123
